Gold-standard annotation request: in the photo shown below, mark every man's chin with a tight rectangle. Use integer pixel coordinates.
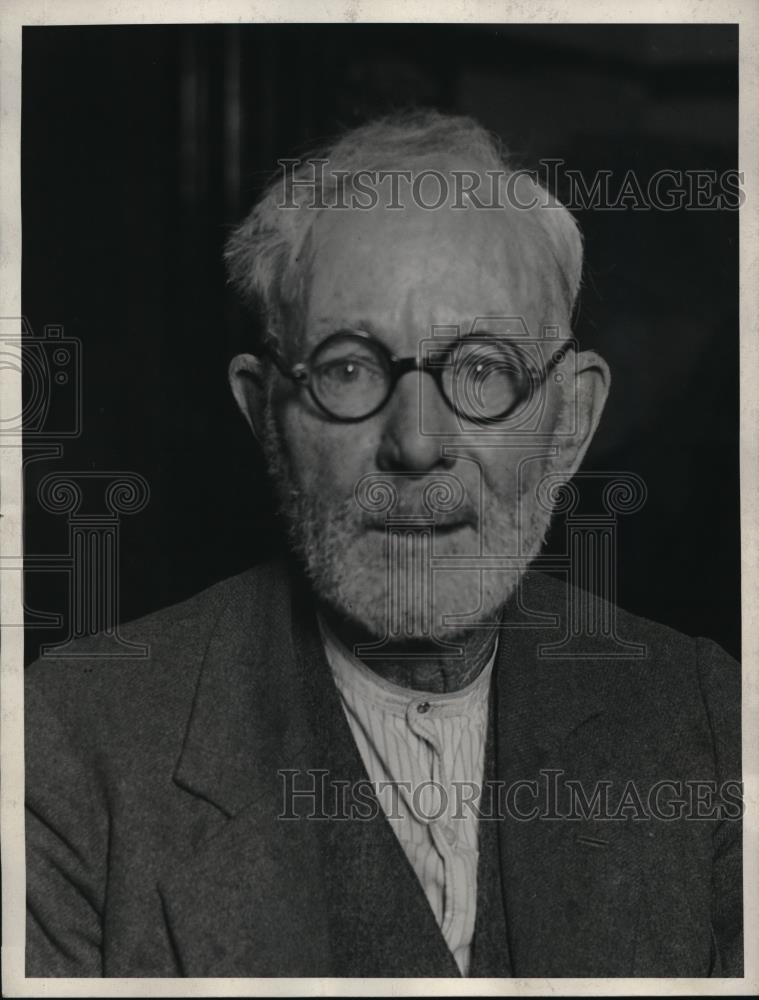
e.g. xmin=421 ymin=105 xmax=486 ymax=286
xmin=309 ymin=540 xmax=520 ymax=642
xmin=294 ymin=505 xmax=544 ymax=640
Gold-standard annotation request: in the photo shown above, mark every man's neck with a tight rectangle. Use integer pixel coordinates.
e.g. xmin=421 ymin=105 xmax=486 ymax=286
xmin=319 ymin=604 xmax=498 ymax=694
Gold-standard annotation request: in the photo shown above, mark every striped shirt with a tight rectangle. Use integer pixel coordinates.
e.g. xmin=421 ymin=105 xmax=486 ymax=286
xmin=319 ymin=617 xmax=495 ymax=975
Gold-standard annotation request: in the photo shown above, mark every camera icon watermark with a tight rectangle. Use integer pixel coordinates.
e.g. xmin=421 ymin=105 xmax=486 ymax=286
xmin=0 ymin=317 xmax=82 ymax=438
xmin=418 ymin=318 xmax=577 ymax=438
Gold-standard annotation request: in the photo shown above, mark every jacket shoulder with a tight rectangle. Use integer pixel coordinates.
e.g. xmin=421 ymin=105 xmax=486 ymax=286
xmin=521 ymin=571 xmax=740 ymax=771
xmin=524 ymin=569 xmax=738 ymax=662
xmin=24 ymin=559 xmax=291 ymax=735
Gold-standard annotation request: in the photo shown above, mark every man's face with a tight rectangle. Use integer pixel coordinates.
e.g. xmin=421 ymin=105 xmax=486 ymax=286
xmin=262 ymin=199 xmax=573 ymax=640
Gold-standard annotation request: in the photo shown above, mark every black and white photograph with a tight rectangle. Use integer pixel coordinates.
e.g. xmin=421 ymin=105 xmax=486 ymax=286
xmin=1 ymin=1 xmax=756 ymax=992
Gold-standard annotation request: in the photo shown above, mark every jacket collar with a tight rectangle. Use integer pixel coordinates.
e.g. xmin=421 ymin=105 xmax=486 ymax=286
xmin=173 ymin=562 xmax=604 ymax=817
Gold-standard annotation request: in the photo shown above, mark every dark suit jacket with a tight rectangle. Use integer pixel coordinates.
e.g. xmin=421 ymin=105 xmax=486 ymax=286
xmin=25 ymin=558 xmax=742 ymax=977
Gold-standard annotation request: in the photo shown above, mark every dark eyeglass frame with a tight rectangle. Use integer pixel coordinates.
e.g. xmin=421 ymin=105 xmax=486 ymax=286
xmin=261 ymin=328 xmax=568 ymax=424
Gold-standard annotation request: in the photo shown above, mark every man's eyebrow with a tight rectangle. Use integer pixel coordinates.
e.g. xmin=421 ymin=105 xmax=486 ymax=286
xmin=314 ymin=317 xmax=386 ymax=339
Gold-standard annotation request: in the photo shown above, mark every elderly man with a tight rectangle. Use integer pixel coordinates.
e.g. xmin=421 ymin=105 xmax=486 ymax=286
xmin=26 ymin=110 xmax=741 ymax=978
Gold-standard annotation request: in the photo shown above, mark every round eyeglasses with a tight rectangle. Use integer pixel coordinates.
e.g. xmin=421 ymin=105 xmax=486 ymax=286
xmin=263 ymin=329 xmax=566 ymax=424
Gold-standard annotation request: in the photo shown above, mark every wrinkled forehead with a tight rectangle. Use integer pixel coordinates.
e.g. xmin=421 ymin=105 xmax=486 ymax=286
xmin=300 ymin=198 xmax=559 ymax=350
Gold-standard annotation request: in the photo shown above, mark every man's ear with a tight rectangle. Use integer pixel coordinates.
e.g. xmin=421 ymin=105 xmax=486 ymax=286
xmin=229 ymin=353 xmax=268 ymax=442
xmin=554 ymin=349 xmax=611 ymax=476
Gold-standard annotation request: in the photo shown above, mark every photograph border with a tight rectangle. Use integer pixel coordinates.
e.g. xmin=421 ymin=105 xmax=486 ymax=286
xmin=1 ymin=1 xmax=757 ymax=996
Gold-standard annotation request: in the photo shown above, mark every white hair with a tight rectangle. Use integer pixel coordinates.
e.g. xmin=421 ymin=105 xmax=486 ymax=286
xmin=225 ymin=109 xmax=583 ymax=348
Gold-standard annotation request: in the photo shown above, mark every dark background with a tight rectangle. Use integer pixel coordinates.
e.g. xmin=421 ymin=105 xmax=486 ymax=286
xmin=22 ymin=23 xmax=740 ymax=661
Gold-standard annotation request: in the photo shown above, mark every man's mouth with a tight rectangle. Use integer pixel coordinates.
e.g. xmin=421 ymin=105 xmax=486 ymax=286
xmin=432 ymin=521 xmax=471 ymax=534
xmin=364 ymin=517 xmax=474 ymax=534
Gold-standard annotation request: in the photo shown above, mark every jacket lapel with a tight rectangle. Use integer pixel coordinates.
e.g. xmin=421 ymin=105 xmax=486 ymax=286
xmin=159 ymin=559 xmax=459 ymax=977
xmin=468 ymin=686 xmax=513 ymax=976
xmin=157 ymin=560 xmax=333 ymax=975
xmin=492 ymin=571 xmax=645 ymax=977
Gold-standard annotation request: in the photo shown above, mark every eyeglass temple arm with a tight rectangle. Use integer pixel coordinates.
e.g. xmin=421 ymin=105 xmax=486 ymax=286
xmin=259 ymin=341 xmax=309 ymax=383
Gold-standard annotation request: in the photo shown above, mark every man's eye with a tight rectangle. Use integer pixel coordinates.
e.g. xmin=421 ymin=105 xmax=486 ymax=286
xmin=316 ymin=358 xmax=383 ymax=382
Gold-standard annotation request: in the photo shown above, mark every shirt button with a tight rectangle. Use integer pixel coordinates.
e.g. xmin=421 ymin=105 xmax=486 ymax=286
xmin=442 ymin=825 xmax=457 ymax=845
xmin=417 ymin=701 xmax=431 ymax=714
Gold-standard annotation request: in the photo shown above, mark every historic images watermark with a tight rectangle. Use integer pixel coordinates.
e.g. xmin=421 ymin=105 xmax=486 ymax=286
xmin=278 ymin=768 xmax=744 ymax=823
xmin=277 ymin=159 xmax=745 ymax=212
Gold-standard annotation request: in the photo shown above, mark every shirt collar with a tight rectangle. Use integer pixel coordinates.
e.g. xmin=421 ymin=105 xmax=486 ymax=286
xmin=318 ymin=613 xmax=496 ymax=718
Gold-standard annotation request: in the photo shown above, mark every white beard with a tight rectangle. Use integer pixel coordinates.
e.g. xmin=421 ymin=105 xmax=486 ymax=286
xmin=262 ymin=401 xmax=556 ymax=640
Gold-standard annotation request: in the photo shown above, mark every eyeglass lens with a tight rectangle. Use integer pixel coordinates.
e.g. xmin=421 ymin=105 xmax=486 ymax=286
xmin=310 ymin=334 xmax=391 ymax=418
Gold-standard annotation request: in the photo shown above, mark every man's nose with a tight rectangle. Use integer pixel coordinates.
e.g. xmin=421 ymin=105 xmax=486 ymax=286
xmin=375 ymin=371 xmax=456 ymax=473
